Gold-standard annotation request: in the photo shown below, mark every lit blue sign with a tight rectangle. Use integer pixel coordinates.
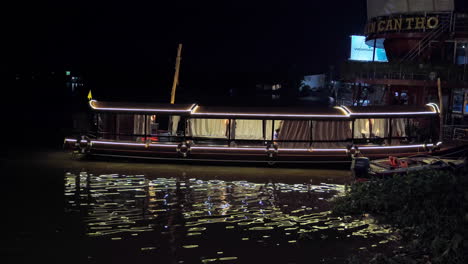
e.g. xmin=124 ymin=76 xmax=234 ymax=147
xmin=349 ymin=35 xmax=388 ymax=62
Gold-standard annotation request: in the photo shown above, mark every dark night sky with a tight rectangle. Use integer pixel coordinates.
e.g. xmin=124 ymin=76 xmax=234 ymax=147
xmin=9 ymin=1 xmax=468 ymax=101
xmin=11 ymin=0 xmax=367 ymax=101
xmin=6 ymin=0 xmax=468 ymax=146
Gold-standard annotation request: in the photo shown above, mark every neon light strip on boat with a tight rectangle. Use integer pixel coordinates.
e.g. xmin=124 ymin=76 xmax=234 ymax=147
xmin=341 ymin=106 xmax=437 ymax=116
xmin=89 ymin=100 xmax=196 ymax=113
xmin=279 ymin=148 xmax=348 ymax=152
xmin=191 ymin=105 xmax=349 ymax=118
xmin=88 ymin=100 xmax=439 ymax=117
xmin=357 ymin=144 xmax=433 ymax=150
xmin=190 ymin=146 xmax=266 ymax=151
xmin=64 ymin=138 xmax=77 ymax=142
xmin=90 ymin=140 xmax=178 ymax=147
xmin=191 ymin=112 xmax=347 ymax=118
xmin=81 ymin=140 xmax=438 ymax=150
xmin=91 ymin=141 xmax=146 ymax=146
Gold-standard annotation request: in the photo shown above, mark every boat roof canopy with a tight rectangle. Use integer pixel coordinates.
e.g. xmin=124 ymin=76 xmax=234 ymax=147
xmin=344 ymin=104 xmax=438 ymax=118
xmin=89 ymin=100 xmax=196 ymax=115
xmin=190 ymin=106 xmax=348 ymax=119
xmin=89 ymin=100 xmax=439 ymax=119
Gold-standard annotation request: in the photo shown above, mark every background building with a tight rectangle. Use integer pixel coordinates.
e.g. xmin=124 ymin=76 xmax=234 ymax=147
xmin=342 ymin=0 xmax=468 ymax=125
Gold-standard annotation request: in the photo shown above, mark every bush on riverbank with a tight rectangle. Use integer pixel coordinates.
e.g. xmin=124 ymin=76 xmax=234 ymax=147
xmin=333 ymin=170 xmax=468 ymax=263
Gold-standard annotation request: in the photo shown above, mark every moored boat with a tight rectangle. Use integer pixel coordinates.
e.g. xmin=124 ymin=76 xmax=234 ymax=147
xmin=352 ymin=154 xmax=466 ymax=180
xmin=64 ymin=100 xmax=459 ymax=164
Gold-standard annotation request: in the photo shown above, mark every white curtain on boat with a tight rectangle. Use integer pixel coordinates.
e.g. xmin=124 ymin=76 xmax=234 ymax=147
xmin=372 ymin=119 xmax=388 ymax=138
xmin=234 ymin=120 xmax=264 ymax=140
xmin=189 ymin=119 xmax=227 ymax=138
xmin=351 ymin=118 xmax=406 ymax=144
xmin=312 ymin=121 xmax=352 ymax=148
xmin=265 ymin=120 xmax=283 ymax=140
xmin=169 ymin=115 xmax=180 ymax=135
xmin=392 ymin=118 xmax=407 ymax=137
xmin=353 ymin=119 xmax=371 ymax=138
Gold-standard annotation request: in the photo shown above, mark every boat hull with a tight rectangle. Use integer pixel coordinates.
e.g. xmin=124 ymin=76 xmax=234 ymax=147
xmin=64 ymin=138 xmax=462 ymax=165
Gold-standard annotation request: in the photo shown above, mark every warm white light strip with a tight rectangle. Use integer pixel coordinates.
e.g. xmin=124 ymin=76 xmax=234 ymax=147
xmin=89 ymin=100 xmax=196 ymax=113
xmin=191 ymin=105 xmax=199 ymax=112
xmin=334 ymin=106 xmax=351 ymax=115
xmin=426 ymin=103 xmax=440 ymax=113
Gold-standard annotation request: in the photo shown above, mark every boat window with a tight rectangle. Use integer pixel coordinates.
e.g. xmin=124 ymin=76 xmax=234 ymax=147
xmin=352 ymin=118 xmax=394 ymax=138
xmin=391 ymin=118 xmax=407 ymax=137
xmin=372 ymin=119 xmax=387 ymax=138
xmin=169 ymin=115 xmax=181 ymax=135
xmin=187 ymin=119 xmax=228 ymax=139
xmin=312 ymin=121 xmax=352 ymax=148
xmin=353 ymin=119 xmax=371 ymax=139
xmin=265 ymin=120 xmax=283 ymax=141
xmin=352 ymin=118 xmax=411 ymax=145
xmin=233 ymin=120 xmax=264 ymax=140
xmin=133 ymin=114 xmax=151 ymax=142
xmin=116 ymin=114 xmax=136 ymax=141
xmin=96 ymin=113 xmax=177 ymax=143
xmin=147 ymin=114 xmax=180 ymax=142
xmin=97 ymin=113 xmax=114 ymax=140
xmin=277 ymin=120 xmax=311 ymax=148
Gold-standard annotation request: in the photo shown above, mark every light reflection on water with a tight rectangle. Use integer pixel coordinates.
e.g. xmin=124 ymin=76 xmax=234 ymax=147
xmin=65 ymin=172 xmax=394 ymax=263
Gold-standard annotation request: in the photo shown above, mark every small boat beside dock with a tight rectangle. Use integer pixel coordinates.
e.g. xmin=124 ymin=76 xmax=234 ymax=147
xmin=352 ymin=154 xmax=466 ymax=180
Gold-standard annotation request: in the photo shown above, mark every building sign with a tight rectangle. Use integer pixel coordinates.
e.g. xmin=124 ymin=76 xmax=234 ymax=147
xmin=349 ymin=35 xmax=388 ymax=62
xmin=365 ymin=14 xmax=440 ymax=35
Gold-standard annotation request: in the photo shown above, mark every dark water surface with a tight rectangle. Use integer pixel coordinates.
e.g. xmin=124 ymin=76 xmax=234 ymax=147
xmin=2 ymin=149 xmax=395 ymax=264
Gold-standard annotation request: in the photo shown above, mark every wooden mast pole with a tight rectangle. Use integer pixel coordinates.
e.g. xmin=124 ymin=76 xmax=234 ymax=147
xmin=170 ymin=44 xmax=182 ymax=104
xmin=437 ymin=78 xmax=443 ymax=142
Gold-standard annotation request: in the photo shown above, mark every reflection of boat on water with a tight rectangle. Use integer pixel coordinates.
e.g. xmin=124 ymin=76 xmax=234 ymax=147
xmin=63 ymin=100 xmax=464 ymax=164
xmin=352 ymin=154 xmax=466 ymax=180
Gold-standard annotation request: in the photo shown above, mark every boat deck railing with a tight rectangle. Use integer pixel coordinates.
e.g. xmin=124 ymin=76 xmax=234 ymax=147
xmin=74 ymin=131 xmax=433 ymax=149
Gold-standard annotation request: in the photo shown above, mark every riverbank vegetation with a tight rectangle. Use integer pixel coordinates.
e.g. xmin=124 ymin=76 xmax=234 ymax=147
xmin=333 ymin=170 xmax=468 ymax=263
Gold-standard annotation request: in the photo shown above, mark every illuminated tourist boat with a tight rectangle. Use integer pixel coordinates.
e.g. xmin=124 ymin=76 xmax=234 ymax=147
xmin=63 ymin=100 xmax=453 ymax=164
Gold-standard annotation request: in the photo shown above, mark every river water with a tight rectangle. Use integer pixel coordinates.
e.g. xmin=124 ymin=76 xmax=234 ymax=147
xmin=2 ymin=150 xmax=396 ymax=264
